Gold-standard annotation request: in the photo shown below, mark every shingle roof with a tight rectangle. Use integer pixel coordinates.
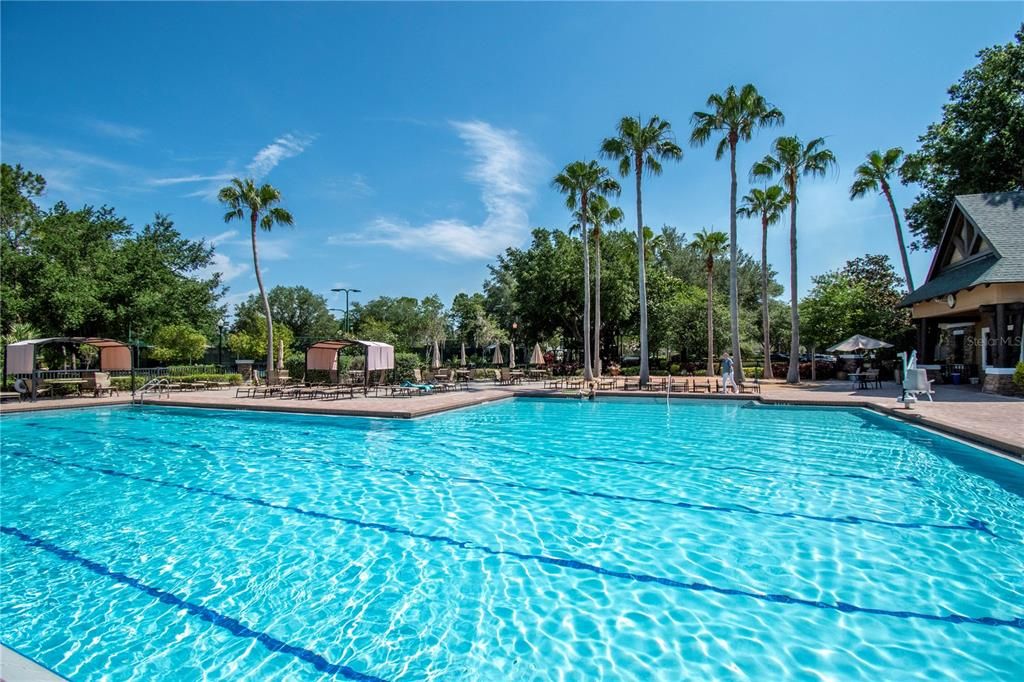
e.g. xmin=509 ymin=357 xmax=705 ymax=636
xmin=900 ymin=192 xmax=1024 ymax=306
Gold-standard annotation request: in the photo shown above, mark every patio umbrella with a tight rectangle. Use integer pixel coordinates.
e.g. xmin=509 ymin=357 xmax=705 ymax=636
xmin=459 ymin=342 xmax=467 ymax=367
xmin=431 ymin=339 xmax=442 ymax=369
xmin=827 ymin=334 xmax=894 ymax=353
xmin=277 ymin=339 xmax=285 ymax=370
xmin=530 ymin=343 xmax=544 ymax=365
xmin=509 ymin=343 xmax=516 ymax=369
xmin=491 ymin=343 xmax=503 ymax=365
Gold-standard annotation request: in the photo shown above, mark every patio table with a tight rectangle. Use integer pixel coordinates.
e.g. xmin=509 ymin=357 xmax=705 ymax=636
xmin=43 ymin=378 xmax=87 ymax=396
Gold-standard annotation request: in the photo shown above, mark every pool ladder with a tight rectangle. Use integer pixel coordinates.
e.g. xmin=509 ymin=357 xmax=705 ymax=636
xmin=133 ymin=377 xmax=171 ymax=405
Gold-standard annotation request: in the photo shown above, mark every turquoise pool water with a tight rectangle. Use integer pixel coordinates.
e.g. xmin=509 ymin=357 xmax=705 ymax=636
xmin=1 ymin=398 xmax=1022 ymax=680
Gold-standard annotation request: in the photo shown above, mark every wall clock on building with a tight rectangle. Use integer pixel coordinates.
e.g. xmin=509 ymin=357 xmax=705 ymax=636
xmin=946 ymin=293 xmax=956 ymax=308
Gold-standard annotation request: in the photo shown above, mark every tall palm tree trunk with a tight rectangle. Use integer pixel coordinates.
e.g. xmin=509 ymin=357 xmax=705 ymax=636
xmin=593 ymin=230 xmax=602 ymax=377
xmin=787 ymin=191 xmax=800 ymax=384
xmin=706 ymin=265 xmax=715 ymax=376
xmin=634 ymin=162 xmax=650 ymax=387
xmin=251 ymin=215 xmax=275 ymax=384
xmin=882 ymin=184 xmax=915 ymax=292
xmin=728 ymin=141 xmax=744 ymax=382
xmin=580 ymin=197 xmax=594 ymax=382
xmin=760 ymin=214 xmax=774 ymax=380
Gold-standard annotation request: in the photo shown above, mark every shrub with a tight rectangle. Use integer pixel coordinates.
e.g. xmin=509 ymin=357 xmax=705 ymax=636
xmin=393 ymin=352 xmax=422 ymax=381
xmin=111 ymin=373 xmax=242 ymax=391
xmin=1013 ymin=362 xmax=1024 ymax=392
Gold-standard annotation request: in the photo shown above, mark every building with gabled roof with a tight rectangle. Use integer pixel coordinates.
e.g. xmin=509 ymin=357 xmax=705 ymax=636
xmin=900 ymin=191 xmax=1023 ymax=394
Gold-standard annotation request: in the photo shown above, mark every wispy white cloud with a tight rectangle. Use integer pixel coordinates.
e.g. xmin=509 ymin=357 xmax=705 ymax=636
xmin=150 ymin=131 xmax=316 ymax=200
xmin=323 ymin=173 xmax=374 ymax=200
xmin=87 ymin=119 xmax=147 ymax=141
xmin=0 ymin=135 xmax=137 ymax=200
xmin=196 ymin=252 xmax=249 ymax=283
xmin=148 ymin=173 xmax=234 ymax=187
xmin=207 ymin=230 xmax=238 ymax=247
xmin=334 ymin=120 xmax=541 ymax=260
xmin=247 ymin=133 xmax=316 ymax=178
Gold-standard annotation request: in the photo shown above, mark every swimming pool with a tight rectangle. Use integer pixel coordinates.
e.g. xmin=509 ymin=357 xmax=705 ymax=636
xmin=1 ymin=398 xmax=1022 ymax=680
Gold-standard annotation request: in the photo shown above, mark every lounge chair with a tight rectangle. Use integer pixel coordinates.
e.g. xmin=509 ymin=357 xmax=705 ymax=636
xmin=14 ymin=378 xmax=51 ymax=400
xmin=91 ymin=372 xmax=119 ymax=397
xmin=543 ymin=376 xmax=563 ymax=389
xmin=415 ymin=369 xmax=452 ymax=393
xmin=1 ymin=391 xmax=22 ymax=403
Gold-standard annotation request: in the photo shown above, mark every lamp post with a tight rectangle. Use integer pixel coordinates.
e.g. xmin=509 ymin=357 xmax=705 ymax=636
xmin=217 ymin=322 xmax=225 ymax=368
xmin=331 ymin=288 xmax=361 ymax=335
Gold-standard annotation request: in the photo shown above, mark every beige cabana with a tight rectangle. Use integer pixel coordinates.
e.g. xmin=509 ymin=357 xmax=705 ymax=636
xmin=3 ymin=337 xmax=132 ymax=400
xmin=304 ymin=339 xmax=395 ymax=386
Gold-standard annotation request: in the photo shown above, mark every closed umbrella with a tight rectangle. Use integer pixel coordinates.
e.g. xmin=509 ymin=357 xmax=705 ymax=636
xmin=431 ymin=339 xmax=442 ymax=369
xmin=826 ymin=334 xmax=893 ymax=353
xmin=530 ymin=343 xmax=544 ymax=365
xmin=460 ymin=342 xmax=467 ymax=367
xmin=277 ymin=339 xmax=285 ymax=370
xmin=491 ymin=343 xmax=503 ymax=365
xmin=509 ymin=343 xmax=516 ymax=369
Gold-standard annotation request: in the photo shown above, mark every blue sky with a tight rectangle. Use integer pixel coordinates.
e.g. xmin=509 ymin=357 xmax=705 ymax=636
xmin=2 ymin=2 xmax=1021 ymax=316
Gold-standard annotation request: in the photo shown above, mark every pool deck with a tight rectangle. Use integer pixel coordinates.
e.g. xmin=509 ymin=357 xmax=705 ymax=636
xmin=0 ymin=644 xmax=67 ymax=682
xmin=2 ymin=379 xmax=1021 ymax=459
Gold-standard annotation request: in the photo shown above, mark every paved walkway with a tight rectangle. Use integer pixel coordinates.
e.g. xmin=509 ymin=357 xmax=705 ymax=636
xmin=3 ymin=379 xmax=1021 ymax=458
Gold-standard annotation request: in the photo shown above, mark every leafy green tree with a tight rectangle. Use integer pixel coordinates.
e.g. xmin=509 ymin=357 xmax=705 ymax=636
xmin=691 ymin=84 xmax=784 ymax=383
xmin=901 ymin=26 xmax=1024 ymax=249
xmin=601 ymin=116 xmax=683 ymax=386
xmin=150 ymin=324 xmax=209 ymax=364
xmin=234 ymin=286 xmax=338 ymax=345
xmin=738 ymin=185 xmax=789 ymax=379
xmin=689 ymin=229 xmax=730 ymax=375
xmin=850 ymin=148 xmax=914 ymax=290
xmin=801 ymin=254 xmax=913 ymax=358
xmin=218 ymin=178 xmax=294 ymax=381
xmin=553 ymin=160 xmax=621 ymax=380
xmin=1 ymin=163 xmax=46 ymax=251
xmin=751 ymin=136 xmax=837 ymax=383
xmin=227 ymin=322 xmax=294 ymax=360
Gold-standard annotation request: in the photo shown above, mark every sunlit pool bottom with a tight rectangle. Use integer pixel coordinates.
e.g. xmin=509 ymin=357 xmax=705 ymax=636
xmin=1 ymin=398 xmax=1022 ymax=680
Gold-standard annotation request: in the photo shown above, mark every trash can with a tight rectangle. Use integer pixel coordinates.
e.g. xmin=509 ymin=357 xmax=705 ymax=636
xmin=951 ymin=372 xmax=961 ymax=385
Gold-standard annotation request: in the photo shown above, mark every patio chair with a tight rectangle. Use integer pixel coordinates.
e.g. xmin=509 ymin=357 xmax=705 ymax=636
xmin=622 ymin=376 xmax=640 ymax=391
xmin=857 ymin=369 xmax=881 ymax=390
xmin=543 ymin=376 xmax=563 ymax=389
xmin=91 ymin=372 xmax=119 ymax=397
xmin=14 ymin=378 xmax=51 ymax=399
xmin=492 ymin=369 xmax=514 ymax=386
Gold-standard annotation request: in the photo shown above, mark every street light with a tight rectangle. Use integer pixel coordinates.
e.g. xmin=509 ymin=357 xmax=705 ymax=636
xmin=331 ymin=288 xmax=361 ymax=335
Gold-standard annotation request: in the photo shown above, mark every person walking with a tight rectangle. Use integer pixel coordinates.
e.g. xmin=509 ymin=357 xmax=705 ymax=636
xmin=721 ymin=352 xmax=738 ymax=394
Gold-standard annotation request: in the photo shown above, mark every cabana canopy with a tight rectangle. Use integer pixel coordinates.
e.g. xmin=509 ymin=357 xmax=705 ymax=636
xmin=4 ymin=337 xmax=131 ymax=375
xmin=827 ymin=334 xmax=894 ymax=353
xmin=305 ymin=339 xmax=395 ymax=373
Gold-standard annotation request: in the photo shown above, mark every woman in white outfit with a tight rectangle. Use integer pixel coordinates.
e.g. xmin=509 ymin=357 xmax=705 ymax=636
xmin=721 ymin=352 xmax=738 ymax=394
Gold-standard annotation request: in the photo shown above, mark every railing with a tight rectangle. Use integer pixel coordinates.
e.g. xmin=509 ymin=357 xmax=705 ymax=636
xmin=6 ymin=368 xmax=169 ymax=380
xmin=134 ymin=377 xmax=171 ymax=405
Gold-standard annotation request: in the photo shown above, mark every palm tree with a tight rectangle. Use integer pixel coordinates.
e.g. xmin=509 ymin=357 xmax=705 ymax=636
xmin=689 ymin=229 xmax=730 ymax=376
xmin=552 ymin=160 xmax=621 ymax=382
xmin=601 ymin=116 xmax=683 ymax=386
xmin=751 ymin=136 xmax=837 ymax=384
xmin=691 ymin=84 xmax=784 ymax=384
xmin=738 ymin=185 xmax=789 ymax=380
xmin=575 ymin=195 xmax=624 ymax=377
xmin=850 ymin=147 xmax=914 ymax=292
xmin=218 ymin=178 xmax=294 ymax=382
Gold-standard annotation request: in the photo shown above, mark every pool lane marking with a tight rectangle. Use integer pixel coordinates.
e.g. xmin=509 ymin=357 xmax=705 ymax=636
xmin=0 ymin=526 xmax=387 ymax=682
xmin=6 ymin=427 xmax=991 ymax=539
xmin=7 ymin=455 xmax=1022 ymax=631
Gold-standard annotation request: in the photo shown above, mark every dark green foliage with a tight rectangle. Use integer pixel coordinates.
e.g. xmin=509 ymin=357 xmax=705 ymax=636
xmin=0 ymin=164 xmax=224 ymax=341
xmin=901 ymin=26 xmax=1024 ymax=249
xmin=233 ymin=286 xmax=338 ymax=345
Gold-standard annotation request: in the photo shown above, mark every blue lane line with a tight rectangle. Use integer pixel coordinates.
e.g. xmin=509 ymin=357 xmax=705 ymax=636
xmin=6 ymin=425 xmax=988 ymax=538
xmin=7 ymin=454 xmax=1022 ymax=631
xmin=1 ymin=526 xmax=387 ymax=682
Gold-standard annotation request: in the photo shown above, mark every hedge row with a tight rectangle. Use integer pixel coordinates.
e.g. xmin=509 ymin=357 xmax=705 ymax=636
xmin=111 ymin=373 xmax=243 ymax=390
